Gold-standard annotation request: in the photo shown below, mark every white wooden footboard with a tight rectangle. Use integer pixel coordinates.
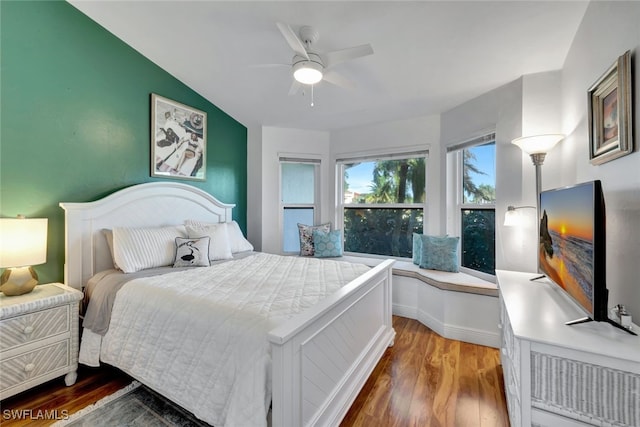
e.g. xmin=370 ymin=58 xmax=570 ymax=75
xmin=269 ymin=259 xmax=395 ymax=427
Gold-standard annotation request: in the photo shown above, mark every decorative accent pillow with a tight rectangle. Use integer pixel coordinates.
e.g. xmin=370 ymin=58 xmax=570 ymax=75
xmin=412 ymin=233 xmax=422 ymax=265
xmin=173 ymin=237 xmax=211 ymax=267
xmin=313 ymin=229 xmax=343 ymax=258
xmin=297 ymin=223 xmax=331 ymax=256
xmin=419 ymin=235 xmax=460 ymax=272
xmin=413 ymin=233 xmax=448 ymax=265
xmin=185 ymin=223 xmax=233 ymax=260
xmin=112 ymin=225 xmax=188 ymax=273
xmin=185 ymin=220 xmax=254 ymax=253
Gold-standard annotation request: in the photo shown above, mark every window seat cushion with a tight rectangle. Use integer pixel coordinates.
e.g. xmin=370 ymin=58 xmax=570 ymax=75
xmin=338 ymin=256 xmax=498 ymax=297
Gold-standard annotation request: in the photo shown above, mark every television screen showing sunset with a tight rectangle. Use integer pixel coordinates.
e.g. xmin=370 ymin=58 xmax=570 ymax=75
xmin=539 ymin=183 xmax=595 ymax=313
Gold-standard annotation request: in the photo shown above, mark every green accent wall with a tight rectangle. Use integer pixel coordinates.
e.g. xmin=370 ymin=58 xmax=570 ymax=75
xmin=0 ymin=1 xmax=247 ymax=285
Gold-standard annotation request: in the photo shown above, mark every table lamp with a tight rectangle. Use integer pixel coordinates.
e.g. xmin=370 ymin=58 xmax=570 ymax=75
xmin=0 ymin=216 xmax=48 ymax=296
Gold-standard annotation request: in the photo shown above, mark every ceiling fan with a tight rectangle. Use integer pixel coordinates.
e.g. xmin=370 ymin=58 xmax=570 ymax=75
xmin=269 ymin=22 xmax=374 ymax=96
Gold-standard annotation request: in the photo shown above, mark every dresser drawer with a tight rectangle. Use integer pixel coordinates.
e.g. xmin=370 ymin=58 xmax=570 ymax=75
xmin=0 ymin=340 xmax=70 ymax=390
xmin=0 ymin=305 xmax=70 ymax=351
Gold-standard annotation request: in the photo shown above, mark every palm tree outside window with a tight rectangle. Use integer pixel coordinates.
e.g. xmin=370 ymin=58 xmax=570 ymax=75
xmin=338 ymin=152 xmax=427 ymax=258
xmin=447 ymin=133 xmax=496 ymax=276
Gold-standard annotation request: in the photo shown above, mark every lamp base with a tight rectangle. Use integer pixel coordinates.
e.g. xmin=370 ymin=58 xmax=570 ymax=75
xmin=0 ymin=266 xmax=39 ymax=296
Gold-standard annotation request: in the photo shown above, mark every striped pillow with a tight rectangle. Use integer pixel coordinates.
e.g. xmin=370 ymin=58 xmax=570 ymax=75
xmin=112 ymin=225 xmax=187 ymax=273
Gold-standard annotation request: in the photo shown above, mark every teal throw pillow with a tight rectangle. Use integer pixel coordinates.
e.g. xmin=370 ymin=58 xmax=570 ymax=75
xmin=413 ymin=233 xmax=448 ymax=265
xmin=313 ymin=229 xmax=343 ymax=258
xmin=419 ymin=235 xmax=459 ymax=272
xmin=298 ymin=223 xmax=331 ymax=256
xmin=412 ymin=233 xmax=422 ymax=265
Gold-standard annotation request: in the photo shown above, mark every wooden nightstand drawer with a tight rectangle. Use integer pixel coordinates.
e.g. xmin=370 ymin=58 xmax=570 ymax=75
xmin=0 ymin=340 xmax=70 ymax=390
xmin=0 ymin=305 xmax=70 ymax=351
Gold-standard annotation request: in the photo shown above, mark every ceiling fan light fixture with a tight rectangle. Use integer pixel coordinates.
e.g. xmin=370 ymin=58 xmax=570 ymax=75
xmin=293 ymin=61 xmax=323 ymax=85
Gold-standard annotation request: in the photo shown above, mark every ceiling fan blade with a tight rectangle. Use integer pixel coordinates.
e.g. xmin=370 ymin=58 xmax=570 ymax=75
xmin=248 ymin=63 xmax=290 ymax=69
xmin=288 ymin=80 xmax=302 ymax=96
xmin=324 ymin=44 xmax=373 ymax=68
xmin=322 ymin=70 xmax=356 ymax=90
xmin=276 ymin=22 xmax=309 ymax=60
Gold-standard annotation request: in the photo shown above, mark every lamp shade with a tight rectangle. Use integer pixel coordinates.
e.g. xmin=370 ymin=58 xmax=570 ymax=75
xmin=504 ymin=205 xmax=536 ymax=227
xmin=511 ymin=134 xmax=564 ymax=155
xmin=0 ymin=218 xmax=48 ymax=268
xmin=503 ymin=207 xmax=521 ymax=227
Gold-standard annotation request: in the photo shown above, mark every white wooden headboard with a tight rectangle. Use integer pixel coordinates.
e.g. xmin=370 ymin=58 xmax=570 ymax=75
xmin=59 ymin=182 xmax=235 ymax=290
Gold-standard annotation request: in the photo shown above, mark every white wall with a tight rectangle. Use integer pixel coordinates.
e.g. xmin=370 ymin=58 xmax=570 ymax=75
xmin=330 ymin=115 xmax=441 ymax=235
xmin=251 ymin=126 xmax=331 ymax=254
xmin=558 ymin=1 xmax=640 ymax=320
xmin=440 ymin=78 xmax=529 ymax=272
xmin=247 ymin=125 xmax=263 ymax=251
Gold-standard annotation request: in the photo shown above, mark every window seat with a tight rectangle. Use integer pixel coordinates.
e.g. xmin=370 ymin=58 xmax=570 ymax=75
xmin=338 ymin=255 xmax=500 ymax=348
xmin=339 ymin=256 xmax=498 ymax=296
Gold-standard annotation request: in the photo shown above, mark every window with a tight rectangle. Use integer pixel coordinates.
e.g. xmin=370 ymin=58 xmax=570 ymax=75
xmin=338 ymin=152 xmax=427 ymax=258
xmin=447 ymin=134 xmax=496 ymax=276
xmin=280 ymin=159 xmax=320 ymax=253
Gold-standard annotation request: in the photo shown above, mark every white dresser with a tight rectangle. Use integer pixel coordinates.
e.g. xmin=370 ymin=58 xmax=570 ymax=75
xmin=496 ymin=270 xmax=640 ymax=427
xmin=0 ymin=283 xmax=83 ymax=399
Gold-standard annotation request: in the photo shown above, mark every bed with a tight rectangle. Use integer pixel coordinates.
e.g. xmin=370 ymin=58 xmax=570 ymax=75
xmin=60 ymin=182 xmax=395 ymax=427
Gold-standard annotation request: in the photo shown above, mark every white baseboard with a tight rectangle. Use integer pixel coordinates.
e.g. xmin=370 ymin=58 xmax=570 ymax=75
xmin=393 ymin=303 xmax=500 ymax=348
xmin=441 ymin=321 xmax=500 ymax=348
xmin=391 ymin=303 xmax=417 ymax=320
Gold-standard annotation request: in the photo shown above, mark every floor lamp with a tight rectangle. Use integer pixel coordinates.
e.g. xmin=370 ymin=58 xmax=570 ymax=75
xmin=511 ymin=134 xmax=564 ymax=240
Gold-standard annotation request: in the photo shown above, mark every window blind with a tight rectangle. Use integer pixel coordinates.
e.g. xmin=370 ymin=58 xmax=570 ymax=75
xmin=336 ymin=150 xmax=428 ymax=164
xmin=446 ymin=132 xmax=496 ymax=153
xmin=278 ymin=157 xmax=321 ymax=164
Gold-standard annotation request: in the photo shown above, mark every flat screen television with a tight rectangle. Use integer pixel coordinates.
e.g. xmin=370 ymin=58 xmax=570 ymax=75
xmin=538 ymin=180 xmax=608 ymax=324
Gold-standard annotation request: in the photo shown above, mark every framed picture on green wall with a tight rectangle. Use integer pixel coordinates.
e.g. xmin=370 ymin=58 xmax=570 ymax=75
xmin=151 ymin=94 xmax=207 ymax=181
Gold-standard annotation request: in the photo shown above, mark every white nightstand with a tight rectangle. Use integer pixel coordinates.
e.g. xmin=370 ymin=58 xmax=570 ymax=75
xmin=0 ymin=283 xmax=83 ymax=400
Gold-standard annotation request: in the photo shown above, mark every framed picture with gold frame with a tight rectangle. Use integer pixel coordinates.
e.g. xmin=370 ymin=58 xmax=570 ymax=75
xmin=588 ymin=50 xmax=633 ymax=165
xmin=151 ymin=94 xmax=206 ymax=180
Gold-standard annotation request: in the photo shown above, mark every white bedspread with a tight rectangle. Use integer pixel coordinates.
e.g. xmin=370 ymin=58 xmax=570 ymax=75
xmin=83 ymin=253 xmax=370 ymax=427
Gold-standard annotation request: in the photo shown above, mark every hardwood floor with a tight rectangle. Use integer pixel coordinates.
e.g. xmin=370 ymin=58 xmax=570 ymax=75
xmin=0 ymin=364 xmax=131 ymax=427
xmin=341 ymin=316 xmax=509 ymax=427
xmin=0 ymin=316 xmax=509 ymax=427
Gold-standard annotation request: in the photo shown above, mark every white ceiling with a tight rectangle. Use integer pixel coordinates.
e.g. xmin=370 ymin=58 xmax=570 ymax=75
xmin=68 ymin=1 xmax=589 ymax=131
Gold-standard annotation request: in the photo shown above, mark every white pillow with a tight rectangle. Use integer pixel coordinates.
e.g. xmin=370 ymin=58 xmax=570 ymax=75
xmin=185 ymin=220 xmax=253 ymax=253
xmin=102 ymin=229 xmax=120 ymax=270
xmin=186 ymin=223 xmax=233 ymax=260
xmin=112 ymin=225 xmax=187 ymax=273
xmin=226 ymin=221 xmax=254 ymax=253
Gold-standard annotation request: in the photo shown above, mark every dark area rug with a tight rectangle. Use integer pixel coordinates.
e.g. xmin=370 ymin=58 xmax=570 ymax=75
xmin=55 ymin=382 xmax=211 ymax=426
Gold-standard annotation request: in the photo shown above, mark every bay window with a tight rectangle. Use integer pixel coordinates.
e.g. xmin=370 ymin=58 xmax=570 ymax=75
xmin=337 ymin=152 xmax=427 ymax=258
xmin=447 ymin=133 xmax=496 ymax=276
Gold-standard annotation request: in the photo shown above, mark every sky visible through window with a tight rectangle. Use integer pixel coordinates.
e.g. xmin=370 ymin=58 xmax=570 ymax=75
xmin=468 ymin=143 xmax=496 ymax=188
xmin=346 ymin=147 xmax=495 ymax=196
xmin=346 ymin=163 xmax=376 ymax=194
